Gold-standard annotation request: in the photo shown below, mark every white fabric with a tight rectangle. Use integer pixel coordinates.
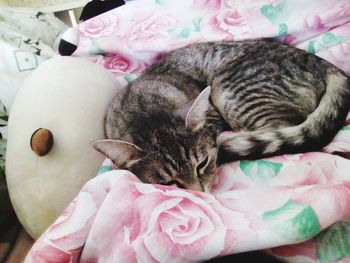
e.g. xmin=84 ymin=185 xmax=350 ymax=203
xmin=0 ymin=7 xmax=67 ymax=176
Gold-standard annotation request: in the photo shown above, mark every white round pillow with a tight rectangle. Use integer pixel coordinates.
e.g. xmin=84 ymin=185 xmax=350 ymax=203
xmin=6 ymin=56 xmax=123 ymax=239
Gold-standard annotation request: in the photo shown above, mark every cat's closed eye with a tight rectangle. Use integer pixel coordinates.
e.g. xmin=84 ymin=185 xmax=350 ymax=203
xmin=196 ymin=156 xmax=210 ymax=177
xmin=164 ymin=180 xmax=185 ymax=189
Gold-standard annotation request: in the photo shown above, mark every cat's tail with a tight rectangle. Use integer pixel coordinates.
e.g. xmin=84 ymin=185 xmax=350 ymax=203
xmin=217 ymin=70 xmax=350 ymax=164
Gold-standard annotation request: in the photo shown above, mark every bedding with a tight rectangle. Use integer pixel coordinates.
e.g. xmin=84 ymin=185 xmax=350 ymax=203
xmin=25 ymin=0 xmax=350 ymax=262
xmin=0 ymin=7 xmax=68 ymax=176
xmin=0 ymin=7 xmax=67 ymax=261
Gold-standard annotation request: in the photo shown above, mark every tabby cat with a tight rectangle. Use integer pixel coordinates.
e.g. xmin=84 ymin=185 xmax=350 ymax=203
xmin=93 ymin=39 xmax=350 ymax=192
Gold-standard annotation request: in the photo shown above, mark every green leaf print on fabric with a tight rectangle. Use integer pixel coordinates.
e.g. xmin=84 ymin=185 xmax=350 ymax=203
xmin=98 ymin=165 xmax=114 ymax=175
xmin=341 ymin=125 xmax=350 ymax=131
xmin=167 ymin=26 xmax=192 ymax=39
xmin=261 ymin=0 xmax=290 ymax=36
xmin=262 ymin=199 xmax=320 ymax=242
xmin=90 ymin=39 xmax=105 ymax=55
xmin=179 ymin=28 xmax=190 ymax=38
xmin=192 ymin=18 xmax=202 ymax=32
xmin=278 ymin=23 xmax=288 ymax=37
xmin=168 ymin=19 xmax=203 ymax=39
xmin=155 ymin=0 xmax=165 ymax=4
xmin=261 ymin=0 xmax=288 ymax=25
xmin=308 ymin=33 xmax=347 ymax=54
xmin=124 ymin=74 xmax=140 ymax=84
xmin=308 ymin=40 xmax=316 ymax=54
xmin=240 ymin=160 xmax=282 ymax=184
xmin=319 ymin=32 xmax=347 ymax=49
xmin=316 ymin=221 xmax=350 ymax=263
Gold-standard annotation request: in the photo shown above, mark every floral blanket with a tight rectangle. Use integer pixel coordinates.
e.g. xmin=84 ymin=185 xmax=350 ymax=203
xmin=26 ymin=0 xmax=350 ymax=262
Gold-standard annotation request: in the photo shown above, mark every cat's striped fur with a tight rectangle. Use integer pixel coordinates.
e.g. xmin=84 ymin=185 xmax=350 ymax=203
xmin=94 ymin=39 xmax=350 ymax=192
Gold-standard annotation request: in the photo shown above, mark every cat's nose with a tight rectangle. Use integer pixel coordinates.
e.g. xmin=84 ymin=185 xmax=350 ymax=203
xmin=203 ymin=184 xmax=211 ymax=193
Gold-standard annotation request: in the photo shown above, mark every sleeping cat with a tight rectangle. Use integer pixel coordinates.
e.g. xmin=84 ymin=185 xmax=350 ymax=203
xmin=93 ymin=39 xmax=350 ymax=192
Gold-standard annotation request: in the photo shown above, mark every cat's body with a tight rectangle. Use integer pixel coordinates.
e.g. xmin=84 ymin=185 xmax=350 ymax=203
xmin=94 ymin=40 xmax=350 ymax=192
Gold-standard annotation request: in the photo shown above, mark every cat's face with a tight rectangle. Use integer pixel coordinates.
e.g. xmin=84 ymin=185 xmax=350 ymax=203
xmin=133 ymin=128 xmax=217 ymax=192
xmin=94 ymin=86 xmax=219 ymax=192
xmin=93 ymin=128 xmax=218 ymax=192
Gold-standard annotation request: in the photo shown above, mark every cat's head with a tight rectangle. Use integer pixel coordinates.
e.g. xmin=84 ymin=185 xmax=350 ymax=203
xmin=93 ymin=87 xmax=218 ymax=192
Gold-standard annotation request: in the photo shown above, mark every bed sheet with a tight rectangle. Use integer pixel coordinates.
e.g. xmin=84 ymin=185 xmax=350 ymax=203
xmin=26 ymin=0 xmax=350 ymax=262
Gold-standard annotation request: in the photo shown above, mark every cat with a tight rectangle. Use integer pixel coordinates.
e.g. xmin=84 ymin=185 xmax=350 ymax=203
xmin=93 ymin=39 xmax=350 ymax=192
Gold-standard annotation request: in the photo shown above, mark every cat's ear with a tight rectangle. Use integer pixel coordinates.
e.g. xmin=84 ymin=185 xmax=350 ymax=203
xmin=186 ymin=86 xmax=211 ymax=131
xmin=92 ymin=139 xmax=143 ymax=168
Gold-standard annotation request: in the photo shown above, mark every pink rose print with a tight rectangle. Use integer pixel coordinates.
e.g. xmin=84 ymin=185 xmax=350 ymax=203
xmin=212 ymin=9 xmax=250 ymax=38
xmin=128 ymin=12 xmax=177 ymax=46
xmin=103 ymin=54 xmax=145 ymax=75
xmin=27 ymin=244 xmax=77 ymax=263
xmin=82 ymin=175 xmax=252 ymax=262
xmin=192 ymin=0 xmax=222 ymax=9
xmin=305 ymin=14 xmax=324 ymax=30
xmin=127 ymin=184 xmax=242 ymax=262
xmin=80 ymin=12 xmax=119 ymax=38
xmin=222 ymin=0 xmax=236 ymax=8
xmin=26 ymin=192 xmax=98 ymax=262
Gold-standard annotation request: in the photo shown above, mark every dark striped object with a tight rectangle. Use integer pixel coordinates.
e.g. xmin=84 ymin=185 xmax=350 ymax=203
xmin=94 ymin=40 xmax=350 ymax=192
